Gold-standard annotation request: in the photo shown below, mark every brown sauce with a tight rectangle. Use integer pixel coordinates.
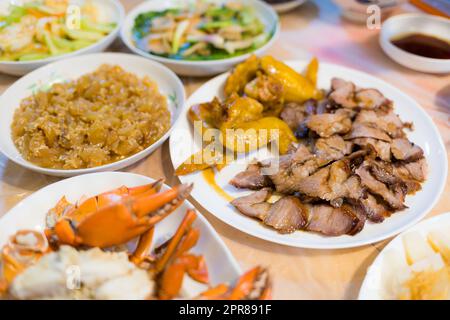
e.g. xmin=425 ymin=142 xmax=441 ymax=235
xmin=202 ymin=168 xmax=235 ymax=202
xmin=391 ymin=33 xmax=450 ymax=59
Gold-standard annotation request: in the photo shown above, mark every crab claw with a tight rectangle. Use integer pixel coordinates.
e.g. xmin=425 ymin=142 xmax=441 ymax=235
xmin=228 ymin=266 xmax=271 ymax=300
xmin=197 ymin=267 xmax=271 ymax=300
xmin=53 ymin=183 xmax=193 ymax=248
xmin=0 ymin=230 xmax=49 ymax=293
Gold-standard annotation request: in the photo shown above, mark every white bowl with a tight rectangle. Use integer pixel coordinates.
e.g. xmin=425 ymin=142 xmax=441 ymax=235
xmin=265 ymin=0 xmax=307 ymax=13
xmin=0 ymin=172 xmax=241 ymax=297
xmin=0 ymin=0 xmax=125 ymax=76
xmin=120 ymin=0 xmax=280 ymax=77
xmin=359 ymin=212 xmax=450 ymax=300
xmin=380 ymin=13 xmax=450 ymax=73
xmin=0 ymin=53 xmax=186 ymax=177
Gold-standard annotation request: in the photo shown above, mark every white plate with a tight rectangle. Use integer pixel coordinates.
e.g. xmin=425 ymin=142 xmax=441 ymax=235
xmin=0 ymin=52 xmax=186 ymax=177
xmin=0 ymin=0 xmax=125 ymax=76
xmin=169 ymin=60 xmax=448 ymax=249
xmin=358 ymin=212 xmax=450 ymax=300
xmin=120 ymin=0 xmax=280 ymax=76
xmin=0 ymin=171 xmax=241 ymax=296
xmin=380 ymin=14 xmax=450 ymax=74
xmin=267 ymin=0 xmax=307 ymax=13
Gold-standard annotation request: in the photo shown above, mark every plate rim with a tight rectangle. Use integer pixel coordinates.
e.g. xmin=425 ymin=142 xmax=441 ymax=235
xmin=169 ymin=59 xmax=448 ymax=249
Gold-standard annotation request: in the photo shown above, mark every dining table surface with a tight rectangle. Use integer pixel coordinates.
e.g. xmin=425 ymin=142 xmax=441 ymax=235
xmin=0 ymin=0 xmax=449 ymax=300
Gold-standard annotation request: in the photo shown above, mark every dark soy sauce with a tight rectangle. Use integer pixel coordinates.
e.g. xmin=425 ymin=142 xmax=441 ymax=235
xmin=391 ymin=33 xmax=450 ymax=59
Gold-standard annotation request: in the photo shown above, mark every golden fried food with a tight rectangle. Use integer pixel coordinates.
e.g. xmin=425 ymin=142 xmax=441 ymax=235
xmin=260 ymin=56 xmax=322 ymax=102
xmin=224 ymin=54 xmax=260 ymax=97
xmin=11 ymin=65 xmax=170 ymax=169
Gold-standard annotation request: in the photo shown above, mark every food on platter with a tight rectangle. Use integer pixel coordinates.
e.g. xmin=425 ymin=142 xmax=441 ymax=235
xmin=382 ymin=228 xmax=450 ymax=300
xmin=0 ymin=181 xmax=271 ymax=300
xmin=132 ymin=2 xmax=272 ymax=60
xmin=0 ymin=0 xmax=116 ymax=61
xmin=175 ymin=55 xmax=428 ymax=237
xmin=175 ymin=55 xmax=320 ymax=176
xmin=11 ymin=64 xmax=170 ymax=169
xmin=231 ymin=76 xmax=428 ymax=236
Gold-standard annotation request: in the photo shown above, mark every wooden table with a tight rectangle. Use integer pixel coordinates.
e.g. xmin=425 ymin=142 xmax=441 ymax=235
xmin=0 ymin=0 xmax=449 ymax=299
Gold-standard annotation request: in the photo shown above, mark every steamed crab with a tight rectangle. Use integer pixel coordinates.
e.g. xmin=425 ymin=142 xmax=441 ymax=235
xmin=0 ymin=181 xmax=270 ymax=300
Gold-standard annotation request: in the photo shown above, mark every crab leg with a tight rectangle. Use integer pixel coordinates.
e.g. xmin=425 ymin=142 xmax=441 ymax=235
xmin=196 ymin=267 xmax=271 ymax=300
xmin=154 ymin=209 xmax=197 ymax=273
xmin=228 ymin=267 xmax=271 ymax=300
xmin=197 ymin=284 xmax=230 ymax=299
xmin=130 ymin=227 xmax=155 ymax=265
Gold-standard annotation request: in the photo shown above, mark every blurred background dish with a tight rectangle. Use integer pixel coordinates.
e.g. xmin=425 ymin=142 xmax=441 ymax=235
xmin=333 ymin=0 xmax=406 ymax=24
xmin=0 ymin=0 xmax=124 ymax=76
xmin=359 ymin=212 xmax=450 ymax=300
xmin=380 ymin=13 xmax=450 ymax=73
xmin=120 ymin=0 xmax=279 ymax=76
xmin=262 ymin=0 xmax=307 ymax=13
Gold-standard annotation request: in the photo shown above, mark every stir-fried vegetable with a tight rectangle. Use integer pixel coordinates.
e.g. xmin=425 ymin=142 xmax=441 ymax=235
xmin=0 ymin=0 xmax=116 ymax=61
xmin=132 ymin=2 xmax=272 ymax=61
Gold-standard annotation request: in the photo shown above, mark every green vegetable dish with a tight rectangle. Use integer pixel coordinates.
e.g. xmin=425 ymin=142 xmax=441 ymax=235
xmin=0 ymin=0 xmax=116 ymax=62
xmin=132 ymin=2 xmax=272 ymax=61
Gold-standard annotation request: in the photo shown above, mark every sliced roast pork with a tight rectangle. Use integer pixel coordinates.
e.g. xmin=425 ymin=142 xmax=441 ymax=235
xmin=305 ymin=203 xmax=365 ymax=236
xmin=355 ymin=88 xmax=390 ymax=109
xmin=391 ymin=138 xmax=424 ymax=162
xmin=306 ymin=109 xmax=352 ymax=138
xmin=358 ymin=193 xmax=390 ymax=223
xmin=231 ymin=189 xmax=307 ymax=234
xmin=329 ymin=78 xmax=357 ymax=108
xmin=230 ymin=188 xmax=272 ymax=220
xmin=230 ymin=163 xmax=272 ymax=190
xmin=314 ymin=135 xmax=353 ymax=162
xmin=345 ymin=123 xmax=392 ymax=142
xmin=294 ymin=153 xmax=366 ymax=205
xmin=355 ymin=109 xmax=405 ymax=138
xmin=231 ymin=191 xmax=365 ymax=236
xmin=355 ymin=161 xmax=407 ymax=210
xmin=352 ymin=138 xmax=391 ymax=161
xmin=329 ymin=78 xmax=390 ymax=110
xmin=393 ymin=158 xmax=428 ymax=194
xmin=228 ymin=76 xmax=428 ymax=238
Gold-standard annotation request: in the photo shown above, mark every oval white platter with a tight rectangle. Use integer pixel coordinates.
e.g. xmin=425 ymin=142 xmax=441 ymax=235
xmin=0 ymin=52 xmax=185 ymax=177
xmin=358 ymin=212 xmax=450 ymax=300
xmin=169 ymin=60 xmax=448 ymax=249
xmin=0 ymin=172 xmax=241 ymax=296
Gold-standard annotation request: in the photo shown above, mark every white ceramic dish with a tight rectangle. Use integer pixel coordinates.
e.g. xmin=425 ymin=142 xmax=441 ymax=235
xmin=120 ymin=0 xmax=280 ymax=77
xmin=169 ymin=60 xmax=448 ymax=249
xmin=0 ymin=52 xmax=185 ymax=177
xmin=0 ymin=0 xmax=125 ymax=76
xmin=380 ymin=13 xmax=450 ymax=73
xmin=0 ymin=172 xmax=241 ymax=297
xmin=359 ymin=212 xmax=450 ymax=300
xmin=265 ymin=0 xmax=307 ymax=13
xmin=333 ymin=0 xmax=405 ymax=24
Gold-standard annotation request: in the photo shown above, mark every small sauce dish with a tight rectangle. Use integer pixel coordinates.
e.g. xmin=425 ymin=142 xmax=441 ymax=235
xmin=380 ymin=13 xmax=450 ymax=73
